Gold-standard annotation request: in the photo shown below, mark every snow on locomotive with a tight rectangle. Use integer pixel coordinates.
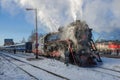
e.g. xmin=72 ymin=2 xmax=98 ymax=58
xmin=33 ymin=20 xmax=102 ymax=66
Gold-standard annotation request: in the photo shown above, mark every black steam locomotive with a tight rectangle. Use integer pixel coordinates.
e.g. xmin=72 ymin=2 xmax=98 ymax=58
xmin=36 ymin=20 xmax=102 ymax=66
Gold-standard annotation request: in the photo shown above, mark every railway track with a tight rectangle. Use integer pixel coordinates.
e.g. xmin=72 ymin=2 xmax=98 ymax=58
xmin=90 ymin=66 xmax=120 ymax=78
xmin=4 ymin=52 xmax=35 ymax=58
xmin=98 ymin=66 xmax=120 ymax=73
xmin=0 ymin=54 xmax=39 ymax=80
xmin=0 ymin=53 xmax=69 ymax=80
xmin=1 ymin=52 xmax=120 ymax=80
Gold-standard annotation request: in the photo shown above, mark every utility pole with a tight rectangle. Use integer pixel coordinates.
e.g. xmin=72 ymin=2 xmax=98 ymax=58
xmin=26 ymin=8 xmax=39 ymax=59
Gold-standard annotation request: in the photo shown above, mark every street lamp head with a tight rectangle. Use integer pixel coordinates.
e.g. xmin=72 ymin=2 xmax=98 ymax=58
xmin=26 ymin=8 xmax=37 ymax=11
xmin=26 ymin=8 xmax=34 ymax=11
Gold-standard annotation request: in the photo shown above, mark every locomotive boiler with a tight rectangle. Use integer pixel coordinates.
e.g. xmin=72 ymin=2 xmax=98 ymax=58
xmin=33 ymin=20 xmax=102 ymax=66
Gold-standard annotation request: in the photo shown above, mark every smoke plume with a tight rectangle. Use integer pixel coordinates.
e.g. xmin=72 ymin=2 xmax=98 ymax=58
xmin=0 ymin=0 xmax=120 ymax=40
xmin=69 ymin=0 xmax=83 ymax=21
xmin=0 ymin=0 xmax=83 ymax=32
xmin=82 ymin=0 xmax=120 ymax=40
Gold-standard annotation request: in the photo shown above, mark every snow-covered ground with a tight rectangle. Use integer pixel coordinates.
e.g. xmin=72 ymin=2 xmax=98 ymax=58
xmin=101 ymin=57 xmax=120 ymax=71
xmin=0 ymin=55 xmax=36 ymax=80
xmin=0 ymin=52 xmax=120 ymax=80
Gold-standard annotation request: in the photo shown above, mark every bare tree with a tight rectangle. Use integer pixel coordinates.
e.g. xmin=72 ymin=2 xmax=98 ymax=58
xmin=28 ymin=30 xmax=44 ymax=43
xmin=28 ymin=30 xmax=36 ymax=42
xmin=21 ymin=37 xmax=26 ymax=43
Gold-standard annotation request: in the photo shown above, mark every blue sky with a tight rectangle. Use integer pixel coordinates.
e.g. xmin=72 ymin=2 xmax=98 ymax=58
xmin=0 ymin=8 xmax=34 ymax=45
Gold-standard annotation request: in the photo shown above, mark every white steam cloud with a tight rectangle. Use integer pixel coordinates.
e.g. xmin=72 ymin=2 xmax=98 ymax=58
xmin=0 ymin=0 xmax=83 ymax=32
xmin=0 ymin=0 xmax=120 ymax=40
xmin=83 ymin=0 xmax=120 ymax=32
xmin=69 ymin=0 xmax=83 ymax=20
xmin=82 ymin=0 xmax=120 ymax=40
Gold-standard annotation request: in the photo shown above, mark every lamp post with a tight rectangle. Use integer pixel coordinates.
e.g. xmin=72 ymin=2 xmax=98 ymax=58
xmin=26 ymin=8 xmax=38 ymax=59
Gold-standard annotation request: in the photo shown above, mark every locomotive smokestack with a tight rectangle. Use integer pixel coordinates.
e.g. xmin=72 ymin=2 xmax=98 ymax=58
xmin=76 ymin=20 xmax=81 ymax=23
xmin=76 ymin=20 xmax=80 ymax=23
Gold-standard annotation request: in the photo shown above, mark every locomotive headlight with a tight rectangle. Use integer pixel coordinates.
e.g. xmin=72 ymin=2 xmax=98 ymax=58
xmin=81 ymin=50 xmax=85 ymax=54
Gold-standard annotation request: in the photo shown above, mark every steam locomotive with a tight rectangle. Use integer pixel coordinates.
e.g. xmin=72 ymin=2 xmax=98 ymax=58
xmin=33 ymin=20 xmax=102 ymax=66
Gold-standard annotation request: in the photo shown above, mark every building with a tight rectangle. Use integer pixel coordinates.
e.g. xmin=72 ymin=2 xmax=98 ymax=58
xmin=95 ymin=40 xmax=120 ymax=55
xmin=108 ymin=41 xmax=120 ymax=52
xmin=4 ymin=39 xmax=14 ymax=46
xmin=96 ymin=41 xmax=109 ymax=51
